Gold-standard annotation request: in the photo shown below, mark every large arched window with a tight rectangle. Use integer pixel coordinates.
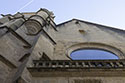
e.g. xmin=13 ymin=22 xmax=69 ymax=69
xmin=70 ymin=49 xmax=119 ymax=60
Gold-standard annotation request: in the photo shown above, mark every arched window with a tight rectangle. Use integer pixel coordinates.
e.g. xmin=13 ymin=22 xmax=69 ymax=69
xmin=70 ymin=49 xmax=119 ymax=60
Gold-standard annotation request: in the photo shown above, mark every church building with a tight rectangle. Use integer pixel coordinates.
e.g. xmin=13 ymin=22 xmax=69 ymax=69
xmin=0 ymin=8 xmax=125 ymax=83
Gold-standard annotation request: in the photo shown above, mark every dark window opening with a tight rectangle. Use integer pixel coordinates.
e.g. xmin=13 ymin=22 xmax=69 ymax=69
xmin=40 ymin=52 xmax=51 ymax=60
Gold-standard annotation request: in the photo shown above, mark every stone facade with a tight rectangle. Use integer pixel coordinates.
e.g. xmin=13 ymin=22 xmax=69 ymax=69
xmin=0 ymin=8 xmax=125 ymax=83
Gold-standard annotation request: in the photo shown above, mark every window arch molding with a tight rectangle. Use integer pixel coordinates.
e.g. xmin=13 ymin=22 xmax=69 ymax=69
xmin=66 ymin=42 xmax=124 ymax=60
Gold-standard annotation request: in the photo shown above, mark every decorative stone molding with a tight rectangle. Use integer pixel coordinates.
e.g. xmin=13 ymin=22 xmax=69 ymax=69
xmin=66 ymin=42 xmax=124 ymax=59
xmin=25 ymin=19 xmax=42 ymax=35
xmin=24 ymin=8 xmax=56 ymax=35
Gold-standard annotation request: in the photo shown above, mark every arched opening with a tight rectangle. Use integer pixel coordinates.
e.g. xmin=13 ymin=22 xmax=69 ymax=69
xmin=70 ymin=49 xmax=119 ymax=60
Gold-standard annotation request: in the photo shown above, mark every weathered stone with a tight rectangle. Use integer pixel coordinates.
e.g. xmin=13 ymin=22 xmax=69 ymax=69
xmin=0 ymin=8 xmax=125 ymax=83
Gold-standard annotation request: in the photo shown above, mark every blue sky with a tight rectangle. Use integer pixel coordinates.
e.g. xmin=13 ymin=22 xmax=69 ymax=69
xmin=70 ymin=49 xmax=119 ymax=60
xmin=1 ymin=0 xmax=125 ymax=30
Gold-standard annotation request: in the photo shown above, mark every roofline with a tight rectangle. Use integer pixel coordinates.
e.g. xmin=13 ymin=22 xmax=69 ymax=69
xmin=56 ymin=18 xmax=125 ymax=32
xmin=22 ymin=12 xmax=36 ymax=15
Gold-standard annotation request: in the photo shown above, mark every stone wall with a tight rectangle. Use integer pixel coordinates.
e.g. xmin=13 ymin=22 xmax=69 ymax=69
xmin=31 ymin=77 xmax=125 ymax=83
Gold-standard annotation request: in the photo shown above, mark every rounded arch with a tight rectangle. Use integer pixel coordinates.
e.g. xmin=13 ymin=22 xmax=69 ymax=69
xmin=70 ymin=49 xmax=119 ymax=60
xmin=66 ymin=42 xmax=124 ymax=60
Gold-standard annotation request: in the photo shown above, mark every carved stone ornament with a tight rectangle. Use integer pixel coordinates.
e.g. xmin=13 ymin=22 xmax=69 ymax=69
xmin=25 ymin=20 xmax=42 ymax=35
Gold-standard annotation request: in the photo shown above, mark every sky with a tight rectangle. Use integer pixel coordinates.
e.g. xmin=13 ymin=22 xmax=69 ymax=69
xmin=0 ymin=0 xmax=125 ymax=30
xmin=0 ymin=0 xmax=124 ymax=60
xmin=70 ymin=49 xmax=119 ymax=60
